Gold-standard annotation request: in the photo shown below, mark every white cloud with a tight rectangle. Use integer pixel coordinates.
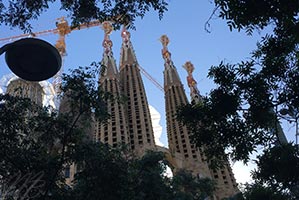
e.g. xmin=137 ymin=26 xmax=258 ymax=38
xmin=231 ymin=152 xmax=259 ymax=185
xmin=149 ymin=105 xmax=165 ymax=147
xmin=232 ymin=161 xmax=254 ymax=185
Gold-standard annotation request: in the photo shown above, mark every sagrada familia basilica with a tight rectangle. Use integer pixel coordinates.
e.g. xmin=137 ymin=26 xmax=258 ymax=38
xmin=2 ymin=21 xmax=239 ymax=199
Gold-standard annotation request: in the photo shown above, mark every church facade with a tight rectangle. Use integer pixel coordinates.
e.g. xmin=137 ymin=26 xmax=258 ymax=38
xmin=93 ymin=22 xmax=239 ymax=199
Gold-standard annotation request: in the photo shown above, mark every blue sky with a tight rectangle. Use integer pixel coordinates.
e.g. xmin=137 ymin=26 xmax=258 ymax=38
xmin=0 ymin=0 xmax=289 ymax=184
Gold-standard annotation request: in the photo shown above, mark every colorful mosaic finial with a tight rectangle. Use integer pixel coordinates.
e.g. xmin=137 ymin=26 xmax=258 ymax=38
xmin=159 ymin=35 xmax=171 ymax=62
xmin=160 ymin=35 xmax=169 ymax=47
xmin=101 ymin=21 xmax=113 ymax=54
xmin=183 ymin=61 xmax=195 ymax=74
xmin=102 ymin=21 xmax=113 ymax=35
xmin=183 ymin=61 xmax=201 ymax=103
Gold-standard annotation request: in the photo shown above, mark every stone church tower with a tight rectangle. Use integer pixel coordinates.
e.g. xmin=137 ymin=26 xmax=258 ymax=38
xmin=160 ymin=35 xmax=211 ymax=177
xmin=182 ymin=60 xmax=239 ymax=199
xmin=6 ymin=78 xmax=43 ymax=106
xmin=94 ymin=23 xmax=156 ymax=155
xmin=94 ymin=22 xmax=130 ymax=147
xmin=118 ymin=26 xmax=156 ymax=155
xmin=159 ymin=35 xmax=238 ymax=199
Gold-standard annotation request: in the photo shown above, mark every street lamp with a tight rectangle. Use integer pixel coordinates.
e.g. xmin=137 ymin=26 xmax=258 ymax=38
xmin=0 ymin=38 xmax=61 ymax=81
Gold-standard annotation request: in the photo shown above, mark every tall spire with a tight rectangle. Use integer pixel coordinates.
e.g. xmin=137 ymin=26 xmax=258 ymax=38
xmin=99 ymin=21 xmax=118 ymax=82
xmin=183 ymin=61 xmax=201 ymax=103
xmin=183 ymin=61 xmax=240 ymax=198
xmin=119 ymin=26 xmax=156 ymax=156
xmin=159 ymin=35 xmax=211 ymax=177
xmin=119 ymin=25 xmax=138 ymax=69
xmin=160 ymin=37 xmax=239 ymax=199
xmin=94 ymin=21 xmax=129 ymax=147
xmin=160 ymin=35 xmax=181 ymax=88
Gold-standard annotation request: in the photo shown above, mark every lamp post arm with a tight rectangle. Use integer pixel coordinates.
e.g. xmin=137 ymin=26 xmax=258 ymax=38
xmin=0 ymin=43 xmax=10 ymax=56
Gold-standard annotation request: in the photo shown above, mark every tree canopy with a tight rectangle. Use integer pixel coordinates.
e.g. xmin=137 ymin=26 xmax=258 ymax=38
xmin=0 ymin=64 xmax=216 ymax=199
xmin=178 ymin=0 xmax=299 ymax=197
xmin=0 ymin=64 xmax=109 ymax=199
xmin=252 ymin=143 xmax=299 ymax=197
xmin=0 ymin=0 xmax=168 ymax=32
xmin=241 ymin=182 xmax=292 ymax=200
xmin=178 ymin=0 xmax=299 ymax=162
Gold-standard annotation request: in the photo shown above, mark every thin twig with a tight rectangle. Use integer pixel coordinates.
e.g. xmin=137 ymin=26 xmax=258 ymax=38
xmin=204 ymin=5 xmax=220 ymax=33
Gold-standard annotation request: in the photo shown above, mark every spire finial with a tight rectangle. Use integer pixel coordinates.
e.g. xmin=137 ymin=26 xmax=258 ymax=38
xmin=102 ymin=21 xmax=113 ymax=35
xmin=183 ymin=61 xmax=195 ymax=75
xmin=121 ymin=25 xmax=131 ymax=44
xmin=159 ymin=35 xmax=171 ymax=62
xmin=160 ymin=35 xmax=169 ymax=47
xmin=101 ymin=21 xmax=113 ymax=55
xmin=119 ymin=24 xmax=138 ymax=67
xmin=183 ymin=61 xmax=201 ymax=103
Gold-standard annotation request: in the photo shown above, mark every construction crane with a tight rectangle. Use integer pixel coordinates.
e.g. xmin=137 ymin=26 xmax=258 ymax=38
xmin=0 ymin=17 xmax=103 ymax=95
xmin=0 ymin=18 xmax=164 ymax=94
xmin=0 ymin=18 xmax=102 ymax=44
xmin=138 ymin=65 xmax=163 ymax=92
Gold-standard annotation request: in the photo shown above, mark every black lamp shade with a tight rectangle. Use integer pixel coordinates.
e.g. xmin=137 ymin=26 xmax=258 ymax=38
xmin=3 ymin=38 xmax=62 ymax=81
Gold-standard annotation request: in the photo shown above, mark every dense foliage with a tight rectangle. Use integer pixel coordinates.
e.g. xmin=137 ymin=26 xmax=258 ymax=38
xmin=0 ymin=65 xmax=109 ymax=199
xmin=0 ymin=0 xmax=168 ymax=32
xmin=241 ymin=182 xmax=292 ymax=200
xmin=178 ymin=0 xmax=299 ymax=163
xmin=252 ymin=143 xmax=299 ymax=197
xmin=69 ymin=146 xmax=216 ymax=200
xmin=223 ymin=144 xmax=299 ymax=199
xmin=172 ymin=169 xmax=216 ymax=200
xmin=0 ymin=64 xmax=215 ymax=199
xmin=178 ymin=0 xmax=299 ymax=197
